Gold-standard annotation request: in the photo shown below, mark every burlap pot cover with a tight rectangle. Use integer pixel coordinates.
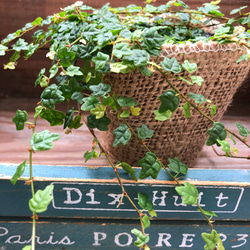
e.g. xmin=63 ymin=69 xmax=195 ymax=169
xmin=101 ymin=41 xmax=250 ymax=167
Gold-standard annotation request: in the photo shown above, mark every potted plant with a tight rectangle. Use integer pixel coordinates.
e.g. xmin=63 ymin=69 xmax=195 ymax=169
xmin=1 ymin=0 xmax=250 ymax=249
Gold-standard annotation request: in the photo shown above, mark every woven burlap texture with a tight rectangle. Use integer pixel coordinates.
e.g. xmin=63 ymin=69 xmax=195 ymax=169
xmin=101 ymin=42 xmax=250 ymax=167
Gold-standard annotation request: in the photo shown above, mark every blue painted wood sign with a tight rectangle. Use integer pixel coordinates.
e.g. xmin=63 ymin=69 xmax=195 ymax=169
xmin=0 ymin=164 xmax=250 ymax=249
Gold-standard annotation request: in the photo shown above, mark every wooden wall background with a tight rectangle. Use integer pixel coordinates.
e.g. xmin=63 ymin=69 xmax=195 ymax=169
xmin=0 ymin=0 xmax=250 ymax=108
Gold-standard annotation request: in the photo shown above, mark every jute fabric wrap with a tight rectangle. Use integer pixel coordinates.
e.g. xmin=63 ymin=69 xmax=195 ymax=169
xmin=101 ymin=41 xmax=250 ymax=167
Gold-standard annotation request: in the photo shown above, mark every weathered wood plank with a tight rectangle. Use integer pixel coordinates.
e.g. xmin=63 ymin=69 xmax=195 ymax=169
xmin=0 ymin=165 xmax=250 ymax=220
xmin=0 ymin=220 xmax=249 ymax=249
xmin=1 ymin=164 xmax=250 ymax=183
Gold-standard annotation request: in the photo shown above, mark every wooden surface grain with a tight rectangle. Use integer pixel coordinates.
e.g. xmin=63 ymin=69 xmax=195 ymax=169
xmin=0 ymin=97 xmax=249 ymax=169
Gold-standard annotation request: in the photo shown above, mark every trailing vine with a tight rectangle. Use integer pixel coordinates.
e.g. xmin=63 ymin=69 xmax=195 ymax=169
xmin=1 ymin=0 xmax=250 ymax=249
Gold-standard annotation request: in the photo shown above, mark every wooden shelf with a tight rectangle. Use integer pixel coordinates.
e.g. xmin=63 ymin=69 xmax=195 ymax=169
xmin=0 ymin=97 xmax=249 ymax=169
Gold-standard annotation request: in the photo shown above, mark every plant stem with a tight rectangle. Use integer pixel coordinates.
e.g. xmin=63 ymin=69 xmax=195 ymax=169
xmin=114 ymin=104 xmax=182 ymax=185
xmin=29 ymin=150 xmax=35 ymax=197
xmin=167 ymin=77 xmax=214 ymax=123
xmin=225 ymin=128 xmax=250 ymax=148
xmin=31 ymin=214 xmax=36 ymax=250
xmin=212 ymin=146 xmax=250 ymax=159
xmin=122 ymin=118 xmax=152 ymax=153
xmin=81 ymin=115 xmax=146 ymax=234
xmin=29 ymin=116 xmax=38 ymax=196
xmin=1 ymin=25 xmax=38 ymax=46
xmin=69 ymin=35 xmax=83 ymax=47
xmin=197 ymin=203 xmax=213 ymax=231
xmin=160 ymin=164 xmax=181 ymax=186
xmin=30 ymin=115 xmax=38 ymax=249
xmin=156 ymin=67 xmax=250 ymax=149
